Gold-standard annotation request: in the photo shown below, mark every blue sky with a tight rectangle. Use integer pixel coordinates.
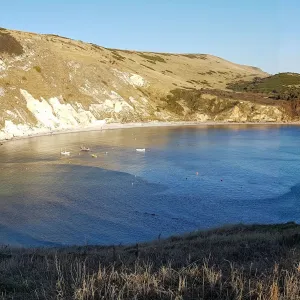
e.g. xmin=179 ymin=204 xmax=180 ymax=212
xmin=1 ymin=0 xmax=299 ymax=74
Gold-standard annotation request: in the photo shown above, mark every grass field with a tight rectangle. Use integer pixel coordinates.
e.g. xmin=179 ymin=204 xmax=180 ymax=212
xmin=1 ymin=222 xmax=300 ymax=299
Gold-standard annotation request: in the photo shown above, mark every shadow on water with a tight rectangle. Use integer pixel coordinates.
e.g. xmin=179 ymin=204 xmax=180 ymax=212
xmin=0 ymin=164 xmax=170 ymax=246
xmin=1 ymin=162 xmax=299 ymax=247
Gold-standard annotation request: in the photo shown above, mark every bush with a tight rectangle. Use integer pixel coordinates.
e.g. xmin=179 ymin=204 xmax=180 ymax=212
xmin=111 ymin=51 xmax=125 ymax=61
xmin=33 ymin=66 xmax=42 ymax=73
xmin=139 ymin=53 xmax=166 ymax=63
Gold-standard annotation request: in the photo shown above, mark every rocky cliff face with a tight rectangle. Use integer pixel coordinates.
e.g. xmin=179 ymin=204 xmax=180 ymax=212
xmin=0 ymin=28 xmax=291 ymax=140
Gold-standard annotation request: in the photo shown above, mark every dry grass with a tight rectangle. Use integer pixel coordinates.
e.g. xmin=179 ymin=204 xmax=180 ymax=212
xmin=1 ymin=223 xmax=300 ymax=299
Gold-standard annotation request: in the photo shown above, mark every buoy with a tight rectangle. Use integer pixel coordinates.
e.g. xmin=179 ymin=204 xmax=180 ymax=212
xmin=196 ymin=172 xmax=199 ymax=176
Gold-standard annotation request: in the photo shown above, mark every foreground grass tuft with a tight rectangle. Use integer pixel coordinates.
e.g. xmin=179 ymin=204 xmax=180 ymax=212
xmin=0 ymin=222 xmax=300 ymax=299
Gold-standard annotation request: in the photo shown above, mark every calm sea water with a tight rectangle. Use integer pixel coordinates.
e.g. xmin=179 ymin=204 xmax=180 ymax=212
xmin=0 ymin=124 xmax=300 ymax=247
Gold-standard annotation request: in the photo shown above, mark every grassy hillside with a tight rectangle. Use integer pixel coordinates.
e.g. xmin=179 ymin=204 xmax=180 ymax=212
xmin=1 ymin=27 xmax=300 ymax=139
xmin=1 ymin=222 xmax=300 ymax=299
xmin=227 ymin=73 xmax=300 ymax=100
xmin=1 ymin=27 xmax=294 ymax=140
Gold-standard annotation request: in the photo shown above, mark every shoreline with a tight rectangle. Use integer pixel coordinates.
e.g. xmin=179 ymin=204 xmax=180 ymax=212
xmin=1 ymin=120 xmax=300 ymax=144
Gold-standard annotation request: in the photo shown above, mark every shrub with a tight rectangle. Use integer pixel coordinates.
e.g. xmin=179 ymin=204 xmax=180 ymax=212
xmin=165 ymin=70 xmax=173 ymax=74
xmin=90 ymin=43 xmax=103 ymax=51
xmin=206 ymin=70 xmax=216 ymax=75
xmin=183 ymin=54 xmax=207 ymax=60
xmin=183 ymin=54 xmax=198 ymax=59
xmin=111 ymin=51 xmax=125 ymax=61
xmin=33 ymin=66 xmax=42 ymax=73
xmin=139 ymin=53 xmax=166 ymax=63
xmin=140 ymin=64 xmax=155 ymax=71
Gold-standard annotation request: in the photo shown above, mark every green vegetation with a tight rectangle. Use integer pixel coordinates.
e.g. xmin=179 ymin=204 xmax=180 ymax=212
xmin=158 ymin=52 xmax=174 ymax=57
xmin=186 ymin=79 xmax=211 ymax=86
xmin=163 ymin=96 xmax=184 ymax=115
xmin=140 ymin=63 xmax=155 ymax=71
xmin=163 ymin=86 xmax=300 ymax=122
xmin=105 ymin=48 xmax=134 ymax=54
xmin=227 ymin=73 xmax=300 ymax=100
xmin=201 ymin=80 xmax=211 ymax=86
xmin=198 ymin=54 xmax=207 ymax=60
xmin=1 ymin=223 xmax=299 ymax=299
xmin=139 ymin=53 xmax=166 ymax=63
xmin=183 ymin=54 xmax=198 ymax=59
xmin=90 ymin=43 xmax=103 ymax=51
xmin=160 ymin=88 xmax=206 ymax=113
xmin=0 ymin=32 xmax=23 ymax=56
xmin=33 ymin=66 xmax=42 ymax=73
xmin=158 ymin=86 xmax=299 ymax=118
xmin=206 ymin=70 xmax=217 ymax=75
xmin=111 ymin=51 xmax=126 ymax=61
xmin=146 ymin=59 xmax=156 ymax=65
xmin=164 ymin=88 xmax=203 ymax=112
xmin=46 ymin=34 xmax=71 ymax=40
xmin=182 ymin=54 xmax=208 ymax=60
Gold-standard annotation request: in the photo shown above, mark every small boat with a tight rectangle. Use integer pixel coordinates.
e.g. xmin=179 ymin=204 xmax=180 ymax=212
xmin=80 ymin=146 xmax=90 ymax=152
xmin=136 ymin=148 xmax=146 ymax=152
xmin=91 ymin=154 xmax=97 ymax=158
xmin=61 ymin=149 xmax=70 ymax=156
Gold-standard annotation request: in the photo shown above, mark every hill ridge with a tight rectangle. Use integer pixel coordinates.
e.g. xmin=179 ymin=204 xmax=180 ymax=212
xmin=0 ymin=27 xmax=297 ymax=141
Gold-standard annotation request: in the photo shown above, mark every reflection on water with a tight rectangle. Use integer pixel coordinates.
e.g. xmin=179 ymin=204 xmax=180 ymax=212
xmin=0 ymin=124 xmax=300 ymax=246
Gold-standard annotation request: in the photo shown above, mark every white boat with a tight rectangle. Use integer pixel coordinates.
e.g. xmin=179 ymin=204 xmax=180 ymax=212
xmin=61 ymin=149 xmax=70 ymax=156
xmin=80 ymin=146 xmax=90 ymax=152
xmin=136 ymin=148 xmax=146 ymax=152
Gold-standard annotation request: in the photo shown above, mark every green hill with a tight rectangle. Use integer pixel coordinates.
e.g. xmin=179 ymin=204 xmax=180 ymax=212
xmin=227 ymin=72 xmax=300 ymax=100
